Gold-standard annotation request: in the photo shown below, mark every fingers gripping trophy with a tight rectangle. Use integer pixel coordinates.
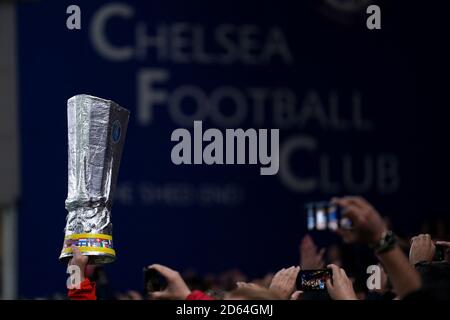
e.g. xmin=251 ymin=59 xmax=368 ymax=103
xmin=59 ymin=95 xmax=130 ymax=264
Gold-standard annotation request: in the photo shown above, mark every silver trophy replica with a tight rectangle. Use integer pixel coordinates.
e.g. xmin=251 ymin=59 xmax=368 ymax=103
xmin=59 ymin=94 xmax=130 ymax=264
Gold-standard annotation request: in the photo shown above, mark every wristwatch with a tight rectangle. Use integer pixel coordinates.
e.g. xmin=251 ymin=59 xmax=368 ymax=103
xmin=371 ymin=230 xmax=397 ymax=254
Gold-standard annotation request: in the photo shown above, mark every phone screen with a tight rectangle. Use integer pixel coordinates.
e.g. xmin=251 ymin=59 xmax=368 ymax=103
xmin=307 ymin=205 xmax=315 ymax=231
xmin=297 ymin=269 xmax=331 ymax=291
xmin=327 ymin=205 xmax=339 ymax=231
xmin=316 ymin=209 xmax=327 ymax=230
xmin=305 ymin=201 xmax=353 ymax=231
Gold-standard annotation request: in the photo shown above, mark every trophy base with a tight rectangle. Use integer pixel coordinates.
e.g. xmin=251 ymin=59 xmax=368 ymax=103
xmin=59 ymin=251 xmax=116 ymax=265
xmin=59 ymin=233 xmax=116 ymax=265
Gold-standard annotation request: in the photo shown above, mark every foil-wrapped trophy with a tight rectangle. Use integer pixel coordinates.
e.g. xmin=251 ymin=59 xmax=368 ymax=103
xmin=59 ymin=94 xmax=130 ymax=264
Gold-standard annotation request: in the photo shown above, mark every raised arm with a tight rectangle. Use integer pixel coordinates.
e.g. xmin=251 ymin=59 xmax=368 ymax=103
xmin=332 ymin=196 xmax=421 ymax=298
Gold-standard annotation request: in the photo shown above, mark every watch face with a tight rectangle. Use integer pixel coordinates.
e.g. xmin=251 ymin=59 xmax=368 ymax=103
xmin=375 ymin=231 xmax=396 ymax=253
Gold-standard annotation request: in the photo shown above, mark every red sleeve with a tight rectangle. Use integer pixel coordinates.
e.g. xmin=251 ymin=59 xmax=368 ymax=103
xmin=68 ymin=278 xmax=97 ymax=300
xmin=185 ymin=290 xmax=215 ymax=300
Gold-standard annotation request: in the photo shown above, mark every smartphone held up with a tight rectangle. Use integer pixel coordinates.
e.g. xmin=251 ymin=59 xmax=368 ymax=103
xmin=306 ymin=201 xmax=353 ymax=232
xmin=296 ymin=269 xmax=332 ymax=291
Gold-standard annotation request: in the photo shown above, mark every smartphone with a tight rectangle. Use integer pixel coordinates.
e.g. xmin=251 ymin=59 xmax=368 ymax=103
xmin=305 ymin=201 xmax=353 ymax=231
xmin=143 ymin=268 xmax=165 ymax=294
xmin=297 ymin=269 xmax=332 ymax=291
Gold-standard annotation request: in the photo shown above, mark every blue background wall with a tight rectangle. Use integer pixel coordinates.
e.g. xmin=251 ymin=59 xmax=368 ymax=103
xmin=16 ymin=0 xmax=438 ymax=297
